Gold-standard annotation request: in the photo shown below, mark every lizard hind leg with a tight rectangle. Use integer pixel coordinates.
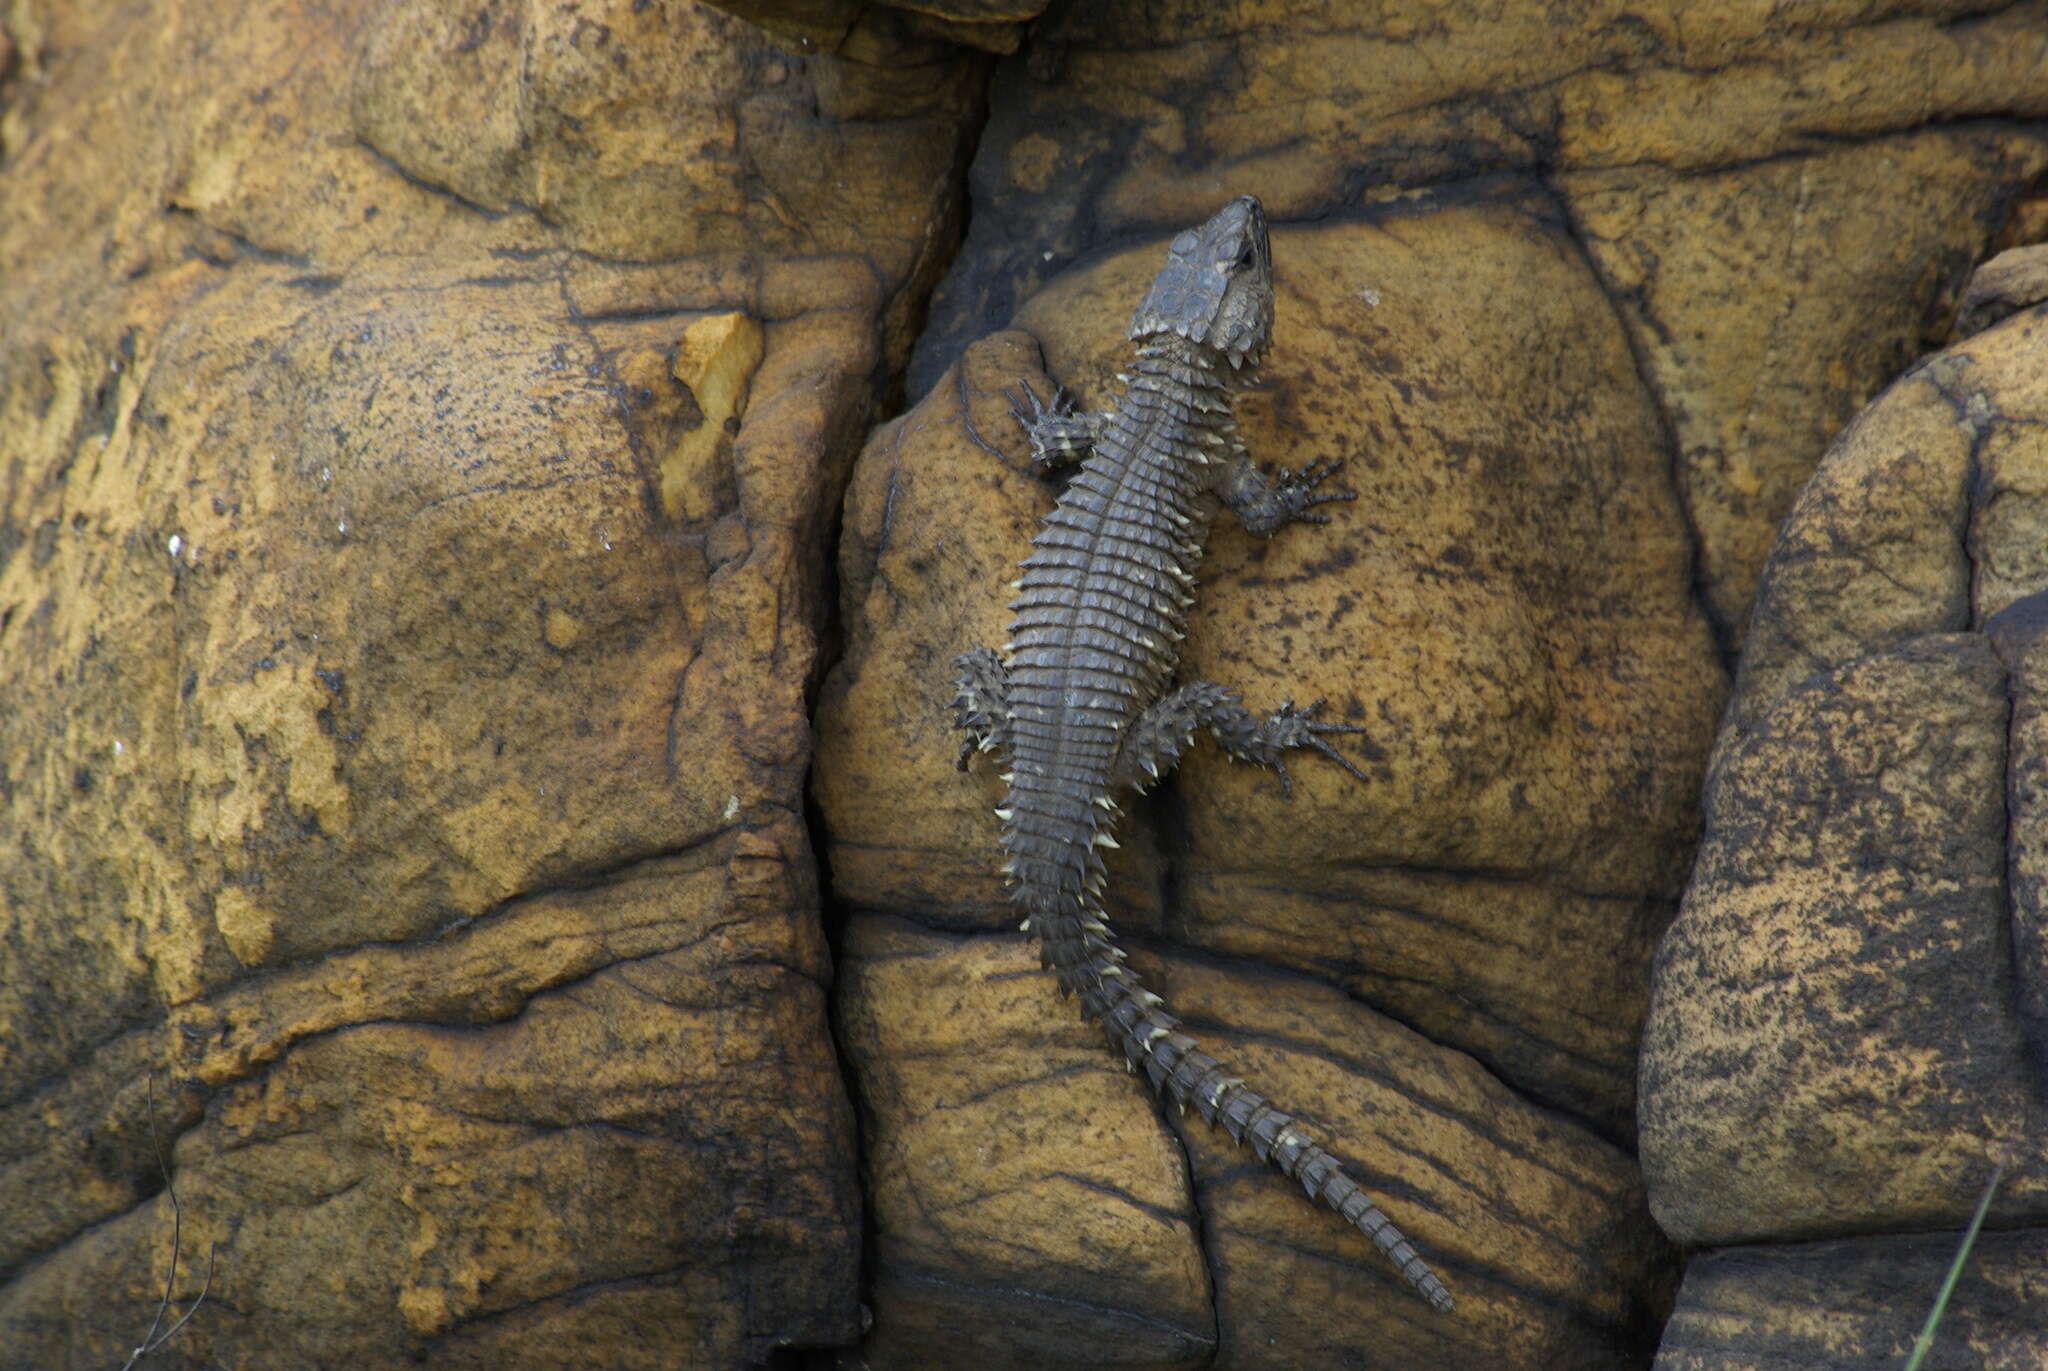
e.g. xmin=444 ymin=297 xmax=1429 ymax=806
xmin=1210 ymin=695 xmax=1370 ymax=798
xmin=1113 ymin=682 xmax=1369 ymax=798
xmin=949 ymin=647 xmax=1013 ymax=769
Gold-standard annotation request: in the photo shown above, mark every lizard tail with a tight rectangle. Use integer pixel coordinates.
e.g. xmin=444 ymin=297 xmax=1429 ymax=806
xmin=1031 ymin=909 xmax=1456 ymax=1314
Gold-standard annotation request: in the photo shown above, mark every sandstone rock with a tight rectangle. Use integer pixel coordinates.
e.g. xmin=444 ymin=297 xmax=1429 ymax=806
xmin=1559 ymin=129 xmax=2048 ymax=642
xmin=1640 ymin=301 xmax=2048 ymax=1357
xmin=1653 ymin=1227 xmax=2048 ymax=1371
xmin=816 ymin=189 xmax=1718 ymax=1361
xmin=0 ymin=0 xmax=977 ymax=1365
xmin=1955 ymin=244 xmax=2048 ymax=340
xmin=837 ymin=917 xmax=1674 ymax=1370
xmin=836 ymin=916 xmax=1213 ymax=1371
xmin=1641 ymin=635 xmax=2038 ymax=1245
xmin=698 ymin=0 xmax=1034 ymax=55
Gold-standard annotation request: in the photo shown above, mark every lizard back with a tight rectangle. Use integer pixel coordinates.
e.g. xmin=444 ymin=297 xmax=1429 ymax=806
xmin=999 ymin=337 xmax=1224 ymax=938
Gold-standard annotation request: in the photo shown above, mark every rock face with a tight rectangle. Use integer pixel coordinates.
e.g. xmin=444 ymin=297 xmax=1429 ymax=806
xmin=837 ymin=920 xmax=1672 ymax=1370
xmin=0 ymin=1 xmax=976 ymax=1366
xmin=1956 ymin=244 xmax=2048 ymax=339
xmin=698 ymin=0 xmax=1039 ymax=55
xmin=1640 ymin=312 xmax=2048 ymax=1366
xmin=8 ymin=0 xmax=2048 ymax=1368
xmin=817 ymin=194 xmax=1718 ymax=1364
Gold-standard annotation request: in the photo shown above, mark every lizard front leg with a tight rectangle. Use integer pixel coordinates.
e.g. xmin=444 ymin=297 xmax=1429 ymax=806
xmin=1113 ymin=682 xmax=1368 ymax=798
xmin=1011 ymin=380 xmax=1104 ymax=473
xmin=1215 ymin=451 xmax=1355 ymax=537
xmin=949 ymin=647 xmax=1012 ymax=769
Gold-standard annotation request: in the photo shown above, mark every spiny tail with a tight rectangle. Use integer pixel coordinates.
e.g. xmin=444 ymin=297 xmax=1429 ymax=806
xmin=1029 ymin=907 xmax=1456 ymax=1314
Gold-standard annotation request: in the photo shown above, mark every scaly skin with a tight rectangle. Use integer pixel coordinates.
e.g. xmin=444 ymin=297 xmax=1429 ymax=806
xmin=951 ymin=196 xmax=1454 ymax=1313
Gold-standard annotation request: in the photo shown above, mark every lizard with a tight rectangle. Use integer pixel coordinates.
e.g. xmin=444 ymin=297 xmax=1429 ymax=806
xmin=949 ymin=194 xmax=1454 ymax=1314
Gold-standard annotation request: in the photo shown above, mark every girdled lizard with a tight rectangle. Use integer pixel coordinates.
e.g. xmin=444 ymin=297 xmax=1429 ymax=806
xmin=950 ymin=195 xmax=1453 ymax=1313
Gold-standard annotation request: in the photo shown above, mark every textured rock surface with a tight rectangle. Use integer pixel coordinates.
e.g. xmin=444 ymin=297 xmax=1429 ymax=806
xmin=12 ymin=0 xmax=2048 ymax=1365
xmin=1956 ymin=245 xmax=2048 ymax=338
xmin=816 ymin=192 xmax=1717 ymax=1363
xmin=1654 ymin=1230 xmax=2048 ymax=1371
xmin=836 ymin=917 xmax=1213 ymax=1371
xmin=0 ymin=0 xmax=975 ymax=1365
xmin=697 ymin=0 xmax=1038 ymax=55
xmin=1640 ymin=310 xmax=2048 ymax=1364
xmin=1643 ymin=635 xmax=2033 ymax=1243
xmin=1561 ymin=129 xmax=2048 ymax=644
xmin=836 ymin=917 xmax=1673 ymax=1371
xmin=914 ymin=0 xmax=2048 ymax=646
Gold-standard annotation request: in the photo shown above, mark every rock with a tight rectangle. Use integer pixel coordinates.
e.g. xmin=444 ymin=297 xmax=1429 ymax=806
xmin=1641 ymin=635 xmax=2034 ymax=1246
xmin=698 ymin=0 xmax=1034 ymax=55
xmin=1559 ymin=129 xmax=2048 ymax=644
xmin=0 ymin=0 xmax=978 ymax=1365
xmin=836 ymin=917 xmax=1675 ymax=1370
xmin=1640 ymin=304 xmax=2048 ymax=1355
xmin=913 ymin=2 xmax=2048 ymax=646
xmin=816 ymin=187 xmax=1719 ymax=1360
xmin=1653 ymin=1227 xmax=2048 ymax=1371
xmin=1955 ymin=244 xmax=2048 ymax=339
xmin=836 ymin=916 xmax=1214 ymax=1371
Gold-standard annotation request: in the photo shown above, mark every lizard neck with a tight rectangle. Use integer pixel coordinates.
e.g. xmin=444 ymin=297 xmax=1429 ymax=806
xmin=1124 ymin=333 xmax=1245 ymax=428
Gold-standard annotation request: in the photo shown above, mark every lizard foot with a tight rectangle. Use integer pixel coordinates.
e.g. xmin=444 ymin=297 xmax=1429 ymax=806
xmin=1009 ymin=380 xmax=1097 ymax=471
xmin=1226 ymin=456 xmax=1357 ymax=535
xmin=1267 ymin=458 xmax=1357 ymax=527
xmin=1242 ymin=698 xmax=1370 ymax=799
xmin=949 ymin=647 xmax=1011 ymax=769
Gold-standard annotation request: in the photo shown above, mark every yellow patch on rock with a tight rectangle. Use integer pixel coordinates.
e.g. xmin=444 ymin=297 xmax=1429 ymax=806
xmin=663 ymin=312 xmax=764 ymax=522
xmin=541 ymin=606 xmax=584 ymax=652
xmin=212 ymin=886 xmax=278 ymax=967
xmin=184 ymin=658 xmax=351 ymax=847
xmin=1006 ymin=132 xmax=1063 ymax=194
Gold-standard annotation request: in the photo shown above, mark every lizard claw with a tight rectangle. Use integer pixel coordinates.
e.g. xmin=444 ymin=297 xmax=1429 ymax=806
xmin=1009 ymin=380 xmax=1075 ymax=432
xmin=1232 ymin=457 xmax=1357 ymax=535
xmin=1007 ymin=380 xmax=1039 ymax=433
xmin=1297 ymin=697 xmax=1366 ymax=735
xmin=1272 ymin=756 xmax=1294 ymax=801
xmin=1306 ymin=734 xmax=1371 ymax=786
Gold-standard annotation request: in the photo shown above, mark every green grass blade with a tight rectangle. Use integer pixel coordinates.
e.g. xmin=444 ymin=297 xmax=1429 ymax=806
xmin=1902 ymin=1160 xmax=2005 ymax=1371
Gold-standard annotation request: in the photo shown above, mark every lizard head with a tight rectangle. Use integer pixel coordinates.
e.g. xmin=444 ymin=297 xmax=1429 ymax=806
xmin=1127 ymin=194 xmax=1273 ymax=370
